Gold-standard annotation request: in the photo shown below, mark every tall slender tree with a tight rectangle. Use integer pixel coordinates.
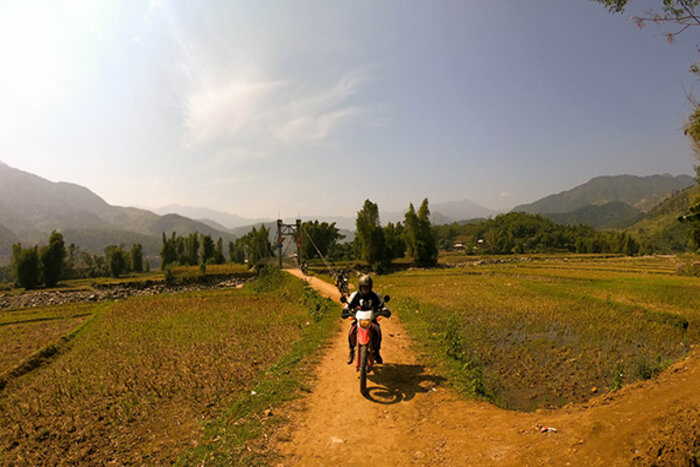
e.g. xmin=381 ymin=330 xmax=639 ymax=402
xmin=355 ymin=199 xmax=387 ymax=267
xmin=40 ymin=230 xmax=66 ymax=287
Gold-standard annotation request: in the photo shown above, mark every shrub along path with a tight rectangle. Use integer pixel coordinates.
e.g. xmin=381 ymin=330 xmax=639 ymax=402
xmin=278 ymin=269 xmax=699 ymax=465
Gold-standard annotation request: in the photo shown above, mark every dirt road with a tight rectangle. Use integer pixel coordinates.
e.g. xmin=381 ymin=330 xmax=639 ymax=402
xmin=278 ymin=270 xmax=699 ymax=465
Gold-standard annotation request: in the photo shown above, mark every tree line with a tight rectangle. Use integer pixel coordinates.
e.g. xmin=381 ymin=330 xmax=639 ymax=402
xmin=159 ymin=228 xmax=274 ymax=269
xmin=435 ymin=212 xmax=644 ymax=255
xmin=288 ymin=198 xmax=438 ymax=270
xmin=10 ymin=231 xmax=146 ymax=289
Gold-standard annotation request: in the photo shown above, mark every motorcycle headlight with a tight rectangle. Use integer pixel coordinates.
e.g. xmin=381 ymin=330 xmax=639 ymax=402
xmin=359 ymin=319 xmax=372 ymax=328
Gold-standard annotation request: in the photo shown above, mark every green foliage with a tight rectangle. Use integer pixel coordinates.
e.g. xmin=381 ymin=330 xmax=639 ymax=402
xmin=383 ymin=221 xmax=406 ymax=259
xmin=355 ymin=199 xmax=387 ymax=268
xmin=632 ymin=354 xmax=664 ymax=380
xmin=300 ymin=220 xmax=343 ymax=260
xmin=130 ymin=243 xmax=143 ymax=273
xmin=444 ymin=312 xmax=465 ymax=360
xmin=685 ymin=105 xmax=700 ymax=165
xmin=200 ymin=235 xmax=215 ymax=264
xmin=163 ymin=264 xmax=175 ymax=286
xmin=12 ymin=244 xmax=41 ymax=290
xmin=40 ymin=231 xmax=66 ymax=287
xmin=182 ymin=233 xmax=199 ymax=266
xmin=249 ymin=265 xmax=285 ymax=293
xmin=104 ymin=245 xmax=128 ymax=278
xmin=461 ymin=212 xmax=642 ymax=255
xmin=404 ymin=200 xmax=439 ymax=266
xmin=236 ymin=224 xmax=273 ymax=266
xmin=546 ymin=201 xmax=641 ymax=229
xmin=228 ymin=240 xmax=245 ymax=264
xmin=214 ymin=238 xmax=225 ymax=264
xmin=610 ymin=362 xmax=625 ymax=391
xmin=160 ymin=233 xmax=177 ymax=269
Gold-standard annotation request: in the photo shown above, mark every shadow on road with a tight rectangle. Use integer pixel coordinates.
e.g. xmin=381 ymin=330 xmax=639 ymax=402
xmin=363 ymin=364 xmax=445 ymax=404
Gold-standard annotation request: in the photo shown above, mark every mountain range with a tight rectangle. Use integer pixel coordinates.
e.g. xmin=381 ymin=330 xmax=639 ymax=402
xmin=512 ymin=174 xmax=695 ymax=229
xmin=152 ymin=199 xmax=498 ymax=233
xmin=0 ymin=159 xmax=696 ymax=264
xmin=0 ymin=161 xmax=235 ymax=263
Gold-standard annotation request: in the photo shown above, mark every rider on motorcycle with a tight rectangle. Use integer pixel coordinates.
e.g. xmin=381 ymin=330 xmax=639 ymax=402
xmin=343 ymin=274 xmax=388 ymax=365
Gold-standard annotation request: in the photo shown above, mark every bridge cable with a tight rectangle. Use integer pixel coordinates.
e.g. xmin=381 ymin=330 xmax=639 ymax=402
xmin=301 ymin=226 xmax=339 ymax=279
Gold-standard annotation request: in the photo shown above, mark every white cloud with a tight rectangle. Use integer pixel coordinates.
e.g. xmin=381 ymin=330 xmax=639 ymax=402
xmin=500 ymin=192 xmax=511 ymax=198
xmin=183 ymin=71 xmax=368 ymax=149
xmin=274 ymin=73 xmax=365 ymax=143
xmin=184 ymin=78 xmax=283 ymax=145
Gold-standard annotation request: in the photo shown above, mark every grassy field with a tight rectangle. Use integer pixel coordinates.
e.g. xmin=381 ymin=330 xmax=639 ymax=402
xmin=379 ymin=255 xmax=699 ymax=411
xmin=1 ymin=263 xmax=255 ymax=295
xmin=0 ymin=268 xmax=335 ymax=465
xmin=0 ymin=303 xmax=96 ymax=374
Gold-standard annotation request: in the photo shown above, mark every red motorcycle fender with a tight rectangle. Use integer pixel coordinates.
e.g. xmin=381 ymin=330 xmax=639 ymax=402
xmin=357 ymin=326 xmax=371 ymax=345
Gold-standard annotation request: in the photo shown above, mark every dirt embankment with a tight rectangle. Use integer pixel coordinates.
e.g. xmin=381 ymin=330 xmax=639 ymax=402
xmin=277 ymin=270 xmax=699 ymax=466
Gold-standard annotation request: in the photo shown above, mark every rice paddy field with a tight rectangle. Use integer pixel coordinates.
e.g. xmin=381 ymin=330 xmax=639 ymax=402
xmin=381 ymin=254 xmax=700 ymax=411
xmin=0 ymin=269 xmax=335 ymax=465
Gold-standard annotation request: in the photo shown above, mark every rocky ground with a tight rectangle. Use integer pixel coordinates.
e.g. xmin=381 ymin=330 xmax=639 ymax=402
xmin=0 ymin=278 xmax=251 ymax=311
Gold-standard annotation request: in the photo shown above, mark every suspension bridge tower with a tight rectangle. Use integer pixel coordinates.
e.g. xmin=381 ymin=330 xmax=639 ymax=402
xmin=276 ymin=219 xmax=302 ymax=268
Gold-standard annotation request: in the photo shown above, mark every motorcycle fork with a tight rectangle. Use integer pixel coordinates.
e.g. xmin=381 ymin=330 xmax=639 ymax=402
xmin=355 ymin=326 xmax=373 ymax=370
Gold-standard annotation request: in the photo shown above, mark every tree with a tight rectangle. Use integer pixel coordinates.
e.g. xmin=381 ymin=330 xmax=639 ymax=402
xmin=160 ymin=232 xmax=177 ymax=269
xmin=40 ymin=230 xmax=66 ymax=287
xmin=200 ymin=235 xmax=215 ymax=264
xmin=383 ymin=222 xmax=406 ymax=260
xmin=130 ymin=243 xmax=143 ymax=272
xmin=680 ymin=105 xmax=700 ymax=245
xmin=355 ymin=199 xmax=387 ymax=267
xmin=105 ymin=245 xmax=128 ymax=278
xmin=185 ymin=233 xmax=199 ymax=266
xmin=416 ymin=199 xmax=438 ymax=266
xmin=301 ymin=221 xmax=343 ymax=260
xmin=214 ymin=237 xmax=225 ymax=264
xmin=229 ymin=240 xmax=246 ymax=264
xmin=594 ymin=1 xmax=700 ymax=42
xmin=404 ymin=199 xmax=438 ymax=266
xmin=238 ymin=225 xmax=273 ymax=265
xmin=404 ymin=204 xmax=418 ymax=259
xmin=12 ymin=244 xmax=41 ymax=290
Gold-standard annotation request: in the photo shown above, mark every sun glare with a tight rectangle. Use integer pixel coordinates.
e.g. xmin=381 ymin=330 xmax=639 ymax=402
xmin=0 ymin=3 xmax=80 ymax=111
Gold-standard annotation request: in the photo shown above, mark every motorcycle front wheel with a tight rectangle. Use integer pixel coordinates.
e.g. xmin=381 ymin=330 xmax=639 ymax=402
xmin=359 ymin=345 xmax=368 ymax=395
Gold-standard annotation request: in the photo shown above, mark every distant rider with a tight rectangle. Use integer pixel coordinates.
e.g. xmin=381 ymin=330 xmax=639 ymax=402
xmin=343 ymin=274 xmax=389 ymax=365
xmin=335 ymin=269 xmax=349 ymax=296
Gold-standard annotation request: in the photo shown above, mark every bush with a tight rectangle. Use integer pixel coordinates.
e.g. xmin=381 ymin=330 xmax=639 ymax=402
xmin=250 ymin=265 xmax=285 ymax=293
xmin=40 ymin=231 xmax=66 ymax=287
xmin=12 ymin=245 xmax=41 ymax=290
xmin=105 ymin=246 xmax=128 ymax=278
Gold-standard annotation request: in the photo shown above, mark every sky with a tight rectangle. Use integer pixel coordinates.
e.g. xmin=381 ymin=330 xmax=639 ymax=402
xmin=0 ymin=0 xmax=698 ymax=218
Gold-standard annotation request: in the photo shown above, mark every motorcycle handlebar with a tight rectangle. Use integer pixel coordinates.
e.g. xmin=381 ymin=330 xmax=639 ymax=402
xmin=341 ymin=307 xmax=391 ymax=320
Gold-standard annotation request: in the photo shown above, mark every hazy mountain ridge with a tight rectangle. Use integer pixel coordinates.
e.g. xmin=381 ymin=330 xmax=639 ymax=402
xmin=544 ymin=201 xmax=642 ymax=229
xmin=622 ymin=184 xmax=700 ymax=252
xmin=0 ymin=162 xmax=235 ymax=264
xmin=153 ymin=204 xmax=272 ymax=230
xmin=512 ymin=174 xmax=695 ymax=215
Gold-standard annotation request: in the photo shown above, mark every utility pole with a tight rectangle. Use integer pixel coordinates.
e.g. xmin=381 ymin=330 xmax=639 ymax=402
xmin=276 ymin=219 xmax=303 ymax=268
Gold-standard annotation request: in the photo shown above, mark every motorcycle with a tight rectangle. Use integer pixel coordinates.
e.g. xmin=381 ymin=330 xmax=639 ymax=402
xmin=340 ymin=294 xmax=391 ymax=395
xmin=335 ymin=271 xmax=350 ymax=296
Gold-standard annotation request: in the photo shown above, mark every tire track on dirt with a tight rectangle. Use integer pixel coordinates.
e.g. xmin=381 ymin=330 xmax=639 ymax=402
xmin=279 ymin=269 xmax=699 ymax=465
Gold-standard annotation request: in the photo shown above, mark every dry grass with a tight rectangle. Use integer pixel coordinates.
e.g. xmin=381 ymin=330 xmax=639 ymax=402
xmin=0 ymin=274 xmax=320 ymax=465
xmin=381 ymin=255 xmax=699 ymax=410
